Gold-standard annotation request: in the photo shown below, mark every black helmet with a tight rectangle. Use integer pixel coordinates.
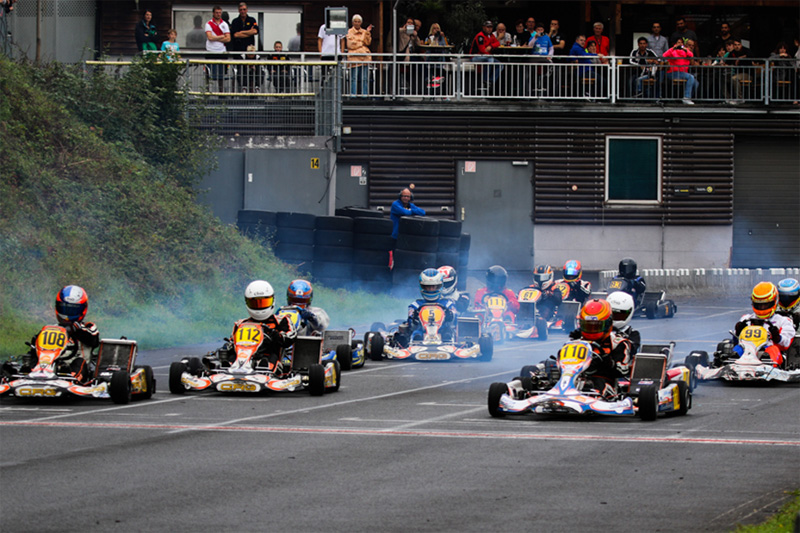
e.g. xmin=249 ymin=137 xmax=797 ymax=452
xmin=619 ymin=257 xmax=637 ymax=279
xmin=486 ymin=265 xmax=508 ymax=293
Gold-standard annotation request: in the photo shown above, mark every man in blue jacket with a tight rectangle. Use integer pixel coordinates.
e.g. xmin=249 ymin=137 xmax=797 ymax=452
xmin=390 ymin=187 xmax=426 ymax=240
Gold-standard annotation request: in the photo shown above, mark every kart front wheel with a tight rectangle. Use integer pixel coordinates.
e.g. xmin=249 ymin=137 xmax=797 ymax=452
xmin=488 ymin=382 xmax=507 ymax=418
xmin=327 ymin=360 xmax=341 ymax=393
xmin=308 ymin=363 xmax=326 ymax=396
xmin=136 ymin=365 xmax=156 ymax=400
xmin=536 ymin=317 xmax=548 ymax=341
xmin=336 ymin=344 xmax=353 ymax=371
xmin=638 ymin=383 xmax=659 ymax=421
xmin=109 ymin=370 xmax=132 ymax=405
xmin=366 ymin=332 xmax=384 ymax=361
xmin=479 ymin=334 xmax=493 ymax=362
xmin=169 ymin=362 xmax=187 ymax=394
xmin=675 ymin=380 xmax=690 ymax=416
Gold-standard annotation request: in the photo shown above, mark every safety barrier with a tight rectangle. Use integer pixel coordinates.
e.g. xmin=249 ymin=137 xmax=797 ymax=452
xmin=599 ymin=267 xmax=800 ymax=292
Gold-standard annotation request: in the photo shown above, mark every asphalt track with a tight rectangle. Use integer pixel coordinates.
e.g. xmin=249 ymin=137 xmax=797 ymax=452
xmin=1 ymin=297 xmax=798 ymax=532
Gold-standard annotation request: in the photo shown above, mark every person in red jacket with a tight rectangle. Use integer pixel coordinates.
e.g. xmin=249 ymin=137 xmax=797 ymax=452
xmin=469 ymin=20 xmax=503 ymax=86
xmin=663 ymin=38 xmax=699 ymax=104
xmin=474 ymin=265 xmax=520 ymax=316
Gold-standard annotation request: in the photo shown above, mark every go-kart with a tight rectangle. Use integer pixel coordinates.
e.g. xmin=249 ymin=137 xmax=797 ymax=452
xmin=488 ymin=340 xmax=692 ymax=421
xmin=515 ymin=284 xmax=581 ymax=339
xmin=168 ymin=321 xmax=340 ymax=395
xmin=365 ymin=303 xmax=493 ymax=362
xmin=0 ymin=325 xmax=154 ymax=404
xmin=475 ymin=293 xmax=517 ymax=343
xmin=320 ymin=328 xmax=366 ymax=370
xmin=606 ymin=278 xmax=676 ymax=319
xmin=690 ymin=322 xmax=800 ymax=383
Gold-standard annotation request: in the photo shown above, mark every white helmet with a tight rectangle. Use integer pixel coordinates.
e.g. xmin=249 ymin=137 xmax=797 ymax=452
xmin=607 ymin=291 xmax=634 ymax=330
xmin=244 ymin=280 xmax=275 ymax=321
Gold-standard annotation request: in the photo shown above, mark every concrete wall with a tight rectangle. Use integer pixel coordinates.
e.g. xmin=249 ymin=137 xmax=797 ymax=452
xmin=533 ymin=225 xmax=733 ymax=271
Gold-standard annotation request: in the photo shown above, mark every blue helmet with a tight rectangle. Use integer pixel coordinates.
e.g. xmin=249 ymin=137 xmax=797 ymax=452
xmin=563 ymin=260 xmax=582 ymax=282
xmin=777 ymin=278 xmax=800 ymax=311
xmin=55 ymin=285 xmax=89 ymax=325
xmin=287 ymin=279 xmax=314 ymax=308
xmin=419 ymin=268 xmax=444 ymax=301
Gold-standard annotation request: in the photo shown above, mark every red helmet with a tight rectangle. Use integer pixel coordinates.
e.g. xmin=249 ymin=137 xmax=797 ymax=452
xmin=751 ymin=282 xmax=778 ymax=319
xmin=563 ymin=260 xmax=582 ymax=282
xmin=579 ymin=299 xmax=613 ymax=341
xmin=55 ymin=285 xmax=89 ymax=325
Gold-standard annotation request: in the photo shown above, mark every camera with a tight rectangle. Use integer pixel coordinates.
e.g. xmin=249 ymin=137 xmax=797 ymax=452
xmin=406 ymin=24 xmax=415 ymax=34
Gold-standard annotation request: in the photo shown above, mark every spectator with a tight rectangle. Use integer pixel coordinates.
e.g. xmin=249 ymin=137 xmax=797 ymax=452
xmin=1 ymin=0 xmax=16 ymax=14
xmin=423 ymin=22 xmax=450 ymax=92
xmin=238 ymin=44 xmax=260 ymax=93
xmin=524 ymin=17 xmax=536 ymax=40
xmin=663 ymin=38 xmax=699 ymax=104
xmin=570 ymin=35 xmax=595 ymax=97
xmin=135 ymin=9 xmax=157 ymax=52
xmin=727 ymin=37 xmax=751 ymax=104
xmin=317 ymin=22 xmax=344 ymax=60
xmin=186 ymin=15 xmax=206 ymax=49
xmin=629 ymin=36 xmax=658 ymax=97
xmin=670 ymin=16 xmax=698 ymax=49
xmin=586 ymin=22 xmax=610 ymax=56
xmin=160 ymin=28 xmax=180 ymax=60
xmin=205 ymin=5 xmax=231 ymax=93
xmin=512 ymin=19 xmax=530 ymax=47
xmin=711 ymin=22 xmax=734 ymax=56
xmin=390 ymin=188 xmax=425 ymax=242
xmin=424 ymin=23 xmax=449 ymax=47
xmin=647 ymin=22 xmax=669 ymax=57
xmin=769 ymin=41 xmax=794 ymax=100
xmin=469 ymin=20 xmax=503 ymax=86
xmin=268 ymin=41 xmax=292 ymax=92
xmin=392 ymin=17 xmax=422 ymax=94
xmin=288 ymin=22 xmax=302 ymax=52
xmin=493 ymin=23 xmax=513 ymax=47
xmin=529 ymin=21 xmax=553 ymax=94
xmin=230 ymin=3 xmax=258 ymax=56
xmin=548 ymin=19 xmax=566 ymax=54
xmin=345 ymin=14 xmax=373 ymax=96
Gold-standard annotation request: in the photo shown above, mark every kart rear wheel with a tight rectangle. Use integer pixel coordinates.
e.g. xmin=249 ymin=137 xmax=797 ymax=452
xmin=478 ymin=334 xmax=493 ymax=362
xmin=645 ymin=301 xmax=657 ymax=320
xmin=336 ymin=344 xmax=353 ymax=371
xmin=369 ymin=322 xmax=386 ymax=332
xmin=520 ymin=365 xmax=538 ymax=379
xmin=675 ymin=380 xmax=690 ymax=416
xmin=638 ymin=383 xmax=659 ymax=421
xmin=488 ymin=382 xmax=507 ymax=418
xmin=169 ymin=362 xmax=187 ymax=394
xmin=109 ymin=370 xmax=132 ymax=404
xmin=308 ymin=363 xmax=326 ymax=396
xmin=136 ymin=365 xmax=156 ymax=400
xmin=366 ymin=333 xmax=384 ymax=361
xmin=187 ymin=357 xmax=204 ymax=376
xmin=536 ymin=317 xmax=548 ymax=341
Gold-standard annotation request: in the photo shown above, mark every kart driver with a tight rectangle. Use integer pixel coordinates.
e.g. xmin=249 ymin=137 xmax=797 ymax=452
xmin=777 ymin=278 xmax=800 ymax=330
xmin=30 ymin=285 xmax=100 ymax=383
xmin=525 ymin=264 xmax=562 ymax=320
xmin=283 ymin=279 xmax=330 ymax=336
xmin=733 ymin=281 xmax=796 ymax=367
xmin=607 ymin=291 xmax=640 ymax=354
xmin=438 ymin=265 xmax=470 ymax=314
xmin=474 ymin=265 xmax=520 ymax=316
xmin=556 ymin=259 xmax=591 ymax=304
xmin=406 ymin=268 xmax=458 ymax=343
xmin=608 ymin=257 xmax=646 ymax=308
xmin=230 ymin=280 xmax=296 ymax=375
xmin=572 ymin=298 xmax=633 ymax=399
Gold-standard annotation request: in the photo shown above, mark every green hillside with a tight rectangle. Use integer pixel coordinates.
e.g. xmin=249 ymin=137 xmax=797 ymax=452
xmin=0 ymin=56 xmax=403 ymax=357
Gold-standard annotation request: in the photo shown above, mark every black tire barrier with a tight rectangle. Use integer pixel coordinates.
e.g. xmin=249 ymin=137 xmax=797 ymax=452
xmin=276 ymin=227 xmax=314 ymax=246
xmin=459 ymin=232 xmax=471 ymax=252
xmin=313 ymin=261 xmax=353 ymax=279
xmin=359 ymin=264 xmax=393 ymax=282
xmin=275 ymin=243 xmax=314 ymax=262
xmin=237 ymin=222 xmax=276 ymax=242
xmin=315 ymin=216 xmax=354 ymax=232
xmin=314 ymin=229 xmax=354 ymax=247
xmin=314 ymin=245 xmax=354 ymax=263
xmin=437 ymin=219 xmax=462 ymax=237
xmin=353 ymin=217 xmax=393 ymax=235
xmin=282 ymin=259 xmax=313 ymax=276
xmin=437 ymin=236 xmax=461 ymax=253
xmin=393 ymin=249 xmax=437 ymax=271
xmin=314 ymin=276 xmax=351 ymax=290
xmin=352 ymin=280 xmax=392 ymax=293
xmin=353 ymin=233 xmax=394 ymax=252
xmin=437 ymin=252 xmax=460 ymax=268
xmin=277 ymin=212 xmax=316 ymax=229
xmin=238 ymin=210 xmax=277 ymax=226
xmin=397 ymin=234 xmax=438 ymax=253
xmin=399 ymin=216 xmax=439 ymax=237
xmin=353 ymin=248 xmax=391 ymax=266
xmin=335 ymin=207 xmax=384 ymax=219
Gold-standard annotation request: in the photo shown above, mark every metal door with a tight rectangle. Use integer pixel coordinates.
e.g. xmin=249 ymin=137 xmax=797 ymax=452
xmin=456 ymin=160 xmax=534 ymax=271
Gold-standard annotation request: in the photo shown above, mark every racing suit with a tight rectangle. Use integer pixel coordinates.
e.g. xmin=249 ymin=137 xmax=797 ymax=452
xmin=568 ymin=329 xmax=633 ymax=398
xmin=557 ymin=278 xmax=592 ymax=304
xmin=523 ymin=283 xmax=562 ymax=321
xmin=444 ymin=290 xmax=471 ymax=314
xmin=29 ymin=321 xmax=99 ymax=383
xmin=230 ymin=314 xmax=296 ymax=373
xmin=733 ymin=313 xmax=796 ymax=366
xmin=283 ymin=305 xmax=330 ymax=337
xmin=614 ymin=325 xmax=641 ymax=355
xmin=407 ymin=298 xmax=457 ymax=343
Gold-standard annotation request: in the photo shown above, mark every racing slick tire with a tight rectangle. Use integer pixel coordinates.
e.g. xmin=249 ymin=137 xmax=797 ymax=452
xmin=135 ymin=365 xmax=156 ymax=400
xmin=675 ymin=380 xmax=690 ymax=416
xmin=398 ymin=216 xmax=439 ymax=237
xmin=479 ymin=334 xmax=494 ymax=362
xmin=488 ymin=382 xmax=507 ymax=418
xmin=536 ymin=317 xmax=548 ymax=341
xmin=109 ymin=370 xmax=132 ymax=404
xmin=315 ymin=216 xmax=354 ymax=232
xmin=645 ymin=301 xmax=657 ymax=320
xmin=327 ymin=360 xmax=341 ymax=392
xmin=169 ymin=362 xmax=187 ymax=394
xmin=366 ymin=333 xmax=385 ymax=361
xmin=437 ymin=219 xmax=462 ymax=238
xmin=638 ymin=383 xmax=659 ymax=421
xmin=187 ymin=357 xmax=204 ymax=377
xmin=684 ymin=351 xmax=708 ymax=389
xmin=336 ymin=344 xmax=353 ymax=371
xmin=308 ymin=363 xmax=326 ymax=396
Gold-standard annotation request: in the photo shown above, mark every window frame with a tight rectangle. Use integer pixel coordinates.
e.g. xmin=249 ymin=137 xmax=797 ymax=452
xmin=604 ymin=135 xmax=663 ymax=206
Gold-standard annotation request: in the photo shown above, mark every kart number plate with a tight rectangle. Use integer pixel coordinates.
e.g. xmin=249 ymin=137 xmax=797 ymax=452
xmin=235 ymin=325 xmax=263 ymax=346
xmin=420 ymin=306 xmax=445 ymax=322
xmin=740 ymin=326 xmax=767 ymax=346
xmin=518 ymin=289 xmax=539 ymax=302
xmin=609 ymin=280 xmax=623 ymax=289
xmin=559 ymin=342 xmax=589 ymax=364
xmin=485 ymin=296 xmax=507 ymax=309
xmin=37 ymin=326 xmax=68 ymax=351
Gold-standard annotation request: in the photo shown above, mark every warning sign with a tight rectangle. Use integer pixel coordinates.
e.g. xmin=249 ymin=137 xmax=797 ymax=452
xmin=351 ymin=165 xmax=362 ymax=177
xmin=465 ymin=161 xmax=476 ymax=173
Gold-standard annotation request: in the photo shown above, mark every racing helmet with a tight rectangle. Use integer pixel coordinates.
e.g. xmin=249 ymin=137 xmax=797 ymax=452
xmin=486 ymin=265 xmax=508 ymax=293
xmin=438 ymin=265 xmax=457 ymax=296
xmin=55 ymin=285 xmax=89 ymax=325
xmin=607 ymin=291 xmax=634 ymax=330
xmin=563 ymin=260 xmax=582 ymax=282
xmin=245 ymin=280 xmax=275 ymax=321
xmin=579 ymin=299 xmax=613 ymax=341
xmin=532 ymin=265 xmax=554 ymax=290
xmin=777 ymin=278 xmax=800 ymax=312
xmin=419 ymin=268 xmax=444 ymax=301
xmin=619 ymin=257 xmax=637 ymax=279
xmin=287 ymin=279 xmax=313 ymax=308
xmin=751 ymin=281 xmax=778 ymax=319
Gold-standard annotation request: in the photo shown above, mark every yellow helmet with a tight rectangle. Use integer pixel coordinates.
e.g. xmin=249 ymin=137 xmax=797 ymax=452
xmin=751 ymin=281 xmax=778 ymax=319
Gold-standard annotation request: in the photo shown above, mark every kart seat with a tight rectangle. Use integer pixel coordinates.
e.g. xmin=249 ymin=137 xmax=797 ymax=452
xmin=629 ymin=353 xmax=667 ymax=393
